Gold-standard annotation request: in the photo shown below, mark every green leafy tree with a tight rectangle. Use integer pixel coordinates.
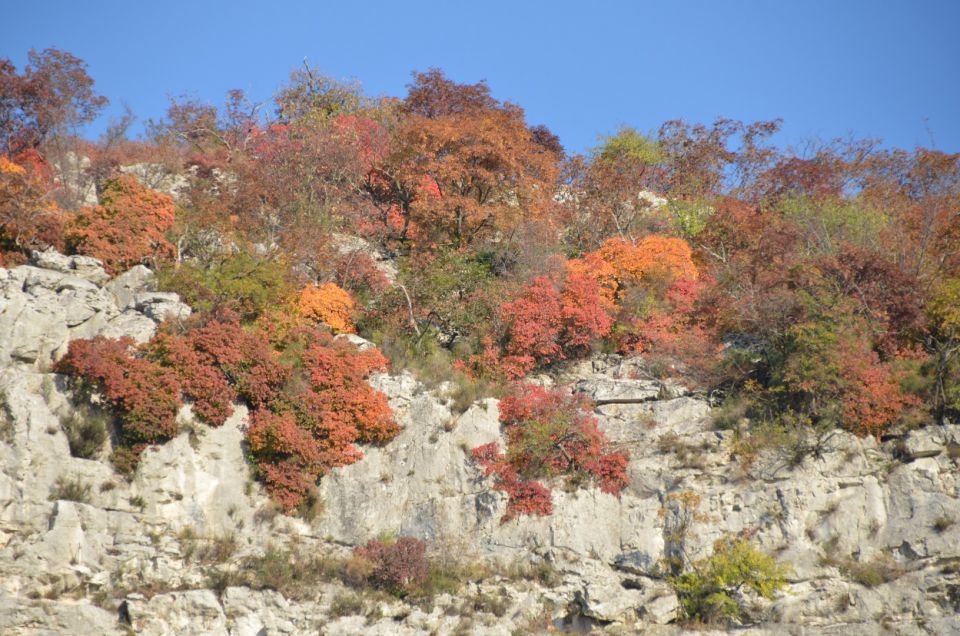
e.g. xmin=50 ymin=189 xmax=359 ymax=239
xmin=672 ymin=537 xmax=791 ymax=625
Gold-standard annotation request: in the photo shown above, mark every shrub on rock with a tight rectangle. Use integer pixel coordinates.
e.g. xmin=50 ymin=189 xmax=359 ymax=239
xmin=472 ymin=383 xmax=628 ymax=521
xmin=65 ymin=174 xmax=176 ymax=274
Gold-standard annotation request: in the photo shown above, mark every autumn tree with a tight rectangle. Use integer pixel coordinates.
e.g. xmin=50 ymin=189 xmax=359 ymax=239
xmin=65 ymin=174 xmax=176 ymax=274
xmin=0 ymin=155 xmax=65 ymax=262
xmin=0 ymin=48 xmax=107 ymax=155
xmin=564 ymin=127 xmax=670 ymax=247
xmin=657 ymin=118 xmax=781 ymax=199
xmin=472 ymin=384 xmax=628 ymax=521
xmin=365 ymin=69 xmax=561 ymax=250
xmin=927 ymin=278 xmax=960 ymax=423
xmin=232 ymin=114 xmax=390 ymax=273
xmin=275 ymin=62 xmax=371 ymax=125
xmin=498 ymin=266 xmax=612 ymax=378
xmin=297 ymin=282 xmax=356 ymax=333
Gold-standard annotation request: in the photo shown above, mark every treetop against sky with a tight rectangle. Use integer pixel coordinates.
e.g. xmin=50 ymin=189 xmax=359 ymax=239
xmin=2 ymin=0 xmax=958 ymax=154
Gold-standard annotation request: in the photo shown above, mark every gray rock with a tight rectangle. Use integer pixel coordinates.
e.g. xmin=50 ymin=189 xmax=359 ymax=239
xmin=135 ymin=292 xmax=192 ymax=322
xmin=105 ymin=265 xmax=155 ymax=311
xmin=30 ymin=249 xmax=110 ymax=285
xmin=101 ymin=310 xmax=157 ymax=343
xmin=119 ymin=162 xmax=192 ymax=202
xmin=575 ymin=377 xmax=663 ymax=404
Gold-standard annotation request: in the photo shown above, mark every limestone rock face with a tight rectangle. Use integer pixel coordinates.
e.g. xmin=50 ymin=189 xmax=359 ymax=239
xmin=0 ymin=251 xmax=182 ymax=369
xmin=1 ymin=251 xmax=959 ymax=634
xmin=118 ymin=163 xmax=192 ymax=203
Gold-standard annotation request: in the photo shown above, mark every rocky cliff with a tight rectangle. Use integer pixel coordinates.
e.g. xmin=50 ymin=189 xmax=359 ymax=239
xmin=1 ymin=253 xmax=958 ymax=635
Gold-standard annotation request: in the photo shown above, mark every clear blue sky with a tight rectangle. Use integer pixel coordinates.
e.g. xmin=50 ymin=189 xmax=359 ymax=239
xmin=3 ymin=0 xmax=958 ymax=154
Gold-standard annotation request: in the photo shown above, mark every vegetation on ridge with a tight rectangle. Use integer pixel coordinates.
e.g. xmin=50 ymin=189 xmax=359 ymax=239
xmin=1 ymin=47 xmax=957 ymax=519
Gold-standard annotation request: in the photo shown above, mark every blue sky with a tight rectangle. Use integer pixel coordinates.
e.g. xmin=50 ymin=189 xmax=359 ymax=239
xmin=3 ymin=1 xmax=958 ymax=154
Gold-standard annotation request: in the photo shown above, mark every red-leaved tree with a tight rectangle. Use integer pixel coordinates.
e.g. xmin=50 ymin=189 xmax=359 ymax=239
xmin=472 ymin=384 xmax=628 ymax=521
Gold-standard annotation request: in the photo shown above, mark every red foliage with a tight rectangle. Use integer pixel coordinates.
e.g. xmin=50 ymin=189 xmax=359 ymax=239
xmin=500 ymin=269 xmax=613 ymax=378
xmin=330 ymin=249 xmax=391 ymax=297
xmin=146 ymin=331 xmax=236 ymax=426
xmin=472 ymin=384 xmax=628 ymax=521
xmin=55 ymin=336 xmax=181 ymax=444
xmin=500 ymin=277 xmax=563 ymax=377
xmin=0 ymin=48 xmax=107 ymax=154
xmin=65 ymin=175 xmax=176 ymax=274
xmin=618 ymin=278 xmax=723 ymax=383
xmin=246 ymin=409 xmax=326 ymax=510
xmin=756 ymin=155 xmax=845 ymax=203
xmin=353 ymin=537 xmax=429 ymax=592
xmin=471 ymin=442 xmax=553 ymax=522
xmin=330 ymin=114 xmax=391 ymax=172
xmin=818 ymin=244 xmax=926 ymax=356
xmin=837 ymin=341 xmax=919 ymax=439
xmin=181 ymin=312 xmax=289 ymax=409
xmin=560 ymin=266 xmax=614 ymax=355
xmin=59 ymin=310 xmax=397 ymax=505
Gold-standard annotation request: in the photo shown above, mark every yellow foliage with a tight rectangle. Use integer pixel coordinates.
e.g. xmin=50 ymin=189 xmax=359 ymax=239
xmin=0 ymin=157 xmax=27 ymax=175
xmin=297 ymin=283 xmax=356 ymax=333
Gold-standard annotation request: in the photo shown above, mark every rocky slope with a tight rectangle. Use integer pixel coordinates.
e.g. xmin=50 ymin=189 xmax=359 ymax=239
xmin=1 ymin=253 xmax=958 ymax=635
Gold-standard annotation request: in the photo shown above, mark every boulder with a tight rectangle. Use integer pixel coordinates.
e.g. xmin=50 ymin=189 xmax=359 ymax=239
xmin=30 ymin=249 xmax=110 ymax=285
xmin=105 ymin=265 xmax=155 ymax=311
xmin=135 ymin=292 xmax=192 ymax=322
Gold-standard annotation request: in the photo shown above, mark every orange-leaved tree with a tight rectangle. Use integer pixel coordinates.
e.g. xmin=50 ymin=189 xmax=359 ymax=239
xmin=297 ymin=282 xmax=357 ymax=333
xmin=65 ymin=174 xmax=176 ymax=274
xmin=0 ymin=154 xmax=65 ymax=262
xmin=365 ymin=69 xmax=561 ymax=250
xmin=589 ymin=235 xmax=698 ymax=296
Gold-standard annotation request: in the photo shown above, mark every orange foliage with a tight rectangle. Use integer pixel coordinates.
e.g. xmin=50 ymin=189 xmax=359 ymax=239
xmin=570 ymin=235 xmax=698 ymax=312
xmin=297 ymin=282 xmax=356 ymax=333
xmin=247 ymin=332 xmax=397 ymax=510
xmin=365 ymin=70 xmax=560 ymax=249
xmin=0 ymin=154 xmax=65 ymax=258
xmin=598 ymin=235 xmax=698 ymax=288
xmin=65 ymin=174 xmax=175 ymax=274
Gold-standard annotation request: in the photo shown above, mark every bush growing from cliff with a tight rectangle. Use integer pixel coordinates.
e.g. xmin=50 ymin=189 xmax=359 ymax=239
xmin=57 ymin=312 xmax=398 ymax=506
xmin=64 ymin=175 xmax=176 ymax=274
xmin=671 ymin=536 xmax=791 ymax=625
xmin=55 ymin=336 xmax=182 ymax=454
xmin=246 ymin=329 xmax=397 ymax=510
xmin=472 ymin=383 xmax=628 ymax=521
xmin=349 ymin=536 xmax=429 ymax=596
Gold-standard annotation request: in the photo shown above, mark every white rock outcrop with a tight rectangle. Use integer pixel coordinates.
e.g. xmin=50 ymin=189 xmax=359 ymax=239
xmin=0 ymin=251 xmax=958 ymax=634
